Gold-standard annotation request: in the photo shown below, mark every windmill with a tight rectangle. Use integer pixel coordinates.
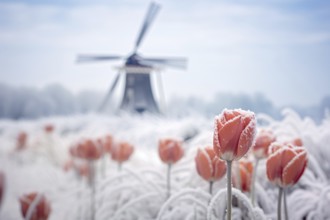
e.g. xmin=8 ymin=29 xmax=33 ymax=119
xmin=77 ymin=2 xmax=187 ymax=114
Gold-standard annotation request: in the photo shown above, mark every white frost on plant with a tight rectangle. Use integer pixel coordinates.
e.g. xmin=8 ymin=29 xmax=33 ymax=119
xmin=0 ymin=109 xmax=330 ymax=219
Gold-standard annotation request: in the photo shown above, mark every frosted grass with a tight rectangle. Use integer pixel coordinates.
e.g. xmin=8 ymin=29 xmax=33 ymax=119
xmin=0 ymin=109 xmax=329 ymax=219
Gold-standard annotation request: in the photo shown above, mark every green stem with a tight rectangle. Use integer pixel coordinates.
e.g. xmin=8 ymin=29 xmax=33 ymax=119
xmin=118 ymin=162 xmax=122 ymax=172
xmin=283 ymin=188 xmax=289 ymax=220
xmin=235 ymin=161 xmax=243 ymax=214
xmin=251 ymin=158 xmax=259 ymax=206
xmin=76 ymin=181 xmax=82 ymax=220
xmin=278 ymin=187 xmax=283 ymax=220
xmin=235 ymin=162 xmax=242 ymax=191
xmin=89 ymin=161 xmax=95 ymax=220
xmin=226 ymin=160 xmax=232 ymax=220
xmin=209 ymin=181 xmax=214 ymax=195
xmin=167 ymin=163 xmax=172 ymax=198
xmin=193 ymin=202 xmax=197 ymax=220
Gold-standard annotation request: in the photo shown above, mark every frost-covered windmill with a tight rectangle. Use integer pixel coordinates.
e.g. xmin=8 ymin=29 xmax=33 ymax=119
xmin=77 ymin=2 xmax=187 ymax=114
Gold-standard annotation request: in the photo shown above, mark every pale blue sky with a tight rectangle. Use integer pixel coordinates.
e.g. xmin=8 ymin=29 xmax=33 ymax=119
xmin=0 ymin=0 xmax=329 ymax=107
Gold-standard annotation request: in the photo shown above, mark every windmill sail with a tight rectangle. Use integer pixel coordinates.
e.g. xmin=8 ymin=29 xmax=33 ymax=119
xmin=76 ymin=1 xmax=187 ymax=114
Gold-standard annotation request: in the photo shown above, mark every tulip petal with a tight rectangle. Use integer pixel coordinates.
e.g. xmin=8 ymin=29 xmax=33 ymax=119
xmin=245 ymin=161 xmax=254 ymax=174
xmin=268 ymin=142 xmax=283 ymax=155
xmin=282 ymin=151 xmax=307 ymax=186
xmin=224 ymin=109 xmax=241 ymax=121
xmin=217 ymin=116 xmax=243 ymax=160
xmin=114 ymin=142 xmax=134 ymax=162
xmin=158 ymin=140 xmax=168 ymax=162
xmin=172 ymin=142 xmax=184 ymax=163
xmin=205 ymin=146 xmax=216 ymax=159
xmin=240 ymin=165 xmax=252 ymax=192
xmin=281 ymin=148 xmax=296 ymax=169
xmin=266 ymin=150 xmax=282 ymax=184
xmin=213 ymin=157 xmax=227 ymax=180
xmin=253 ymin=129 xmax=276 ymax=158
xmin=159 ymin=139 xmax=183 ymax=164
xmin=215 ymin=115 xmax=226 ymax=131
xmin=195 ymin=149 xmax=213 ymax=181
xmin=294 ymin=147 xmax=305 ymax=154
xmin=236 ymin=116 xmax=256 ymax=160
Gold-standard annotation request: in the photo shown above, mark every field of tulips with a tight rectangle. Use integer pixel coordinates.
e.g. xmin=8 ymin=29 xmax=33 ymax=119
xmin=0 ymin=108 xmax=330 ymax=220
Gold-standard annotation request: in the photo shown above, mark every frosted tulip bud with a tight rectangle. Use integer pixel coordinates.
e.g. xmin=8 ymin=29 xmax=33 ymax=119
xmin=213 ymin=109 xmax=256 ymax=161
xmin=252 ymin=129 xmax=276 ymax=159
xmin=111 ymin=141 xmax=134 ymax=163
xmin=195 ymin=146 xmax=226 ymax=182
xmin=158 ymin=138 xmax=184 ymax=164
xmin=233 ymin=159 xmax=253 ymax=192
xmin=266 ymin=143 xmax=308 ymax=187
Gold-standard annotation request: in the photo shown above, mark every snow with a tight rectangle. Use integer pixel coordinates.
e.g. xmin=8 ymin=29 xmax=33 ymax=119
xmin=0 ymin=109 xmax=330 ymax=219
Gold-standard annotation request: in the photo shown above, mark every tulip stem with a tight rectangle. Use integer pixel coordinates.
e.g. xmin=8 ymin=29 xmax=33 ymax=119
xmin=209 ymin=181 xmax=214 ymax=195
xmin=251 ymin=158 xmax=259 ymax=206
xmin=236 ymin=162 xmax=242 ymax=192
xmin=226 ymin=160 xmax=232 ymax=220
xmin=76 ymin=181 xmax=82 ymax=220
xmin=89 ymin=161 xmax=96 ymax=220
xmin=118 ymin=162 xmax=122 ymax=172
xmin=278 ymin=187 xmax=283 ymax=220
xmin=234 ymin=161 xmax=244 ymax=214
xmin=283 ymin=188 xmax=289 ymax=220
xmin=167 ymin=163 xmax=172 ymax=198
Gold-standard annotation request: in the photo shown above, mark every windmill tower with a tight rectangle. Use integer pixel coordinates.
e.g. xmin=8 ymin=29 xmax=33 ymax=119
xmin=77 ymin=2 xmax=187 ymax=114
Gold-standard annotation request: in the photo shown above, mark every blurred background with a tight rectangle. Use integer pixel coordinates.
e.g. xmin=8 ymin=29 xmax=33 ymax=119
xmin=0 ymin=0 xmax=329 ymax=121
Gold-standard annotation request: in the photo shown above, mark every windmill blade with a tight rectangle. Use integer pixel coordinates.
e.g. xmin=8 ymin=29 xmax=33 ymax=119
xmin=139 ymin=59 xmax=186 ymax=69
xmin=139 ymin=57 xmax=188 ymax=69
xmin=77 ymin=55 xmax=123 ymax=63
xmin=98 ymin=71 xmax=121 ymax=112
xmin=134 ymin=1 xmax=161 ymax=52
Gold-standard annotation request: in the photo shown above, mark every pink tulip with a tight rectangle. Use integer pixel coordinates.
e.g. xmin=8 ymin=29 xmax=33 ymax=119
xmin=233 ymin=159 xmax=253 ymax=192
xmin=159 ymin=138 xmax=184 ymax=198
xmin=267 ymin=143 xmax=308 ymax=220
xmin=111 ymin=141 xmax=134 ymax=163
xmin=213 ymin=109 xmax=257 ymax=161
xmin=16 ymin=131 xmax=28 ymax=151
xmin=214 ymin=109 xmax=256 ymax=220
xmin=20 ymin=192 xmax=51 ymax=220
xmin=158 ymin=138 xmax=184 ymax=164
xmin=44 ymin=124 xmax=54 ymax=134
xmin=252 ymin=129 xmax=276 ymax=159
xmin=195 ymin=146 xmax=226 ymax=182
xmin=71 ymin=139 xmax=102 ymax=161
xmin=250 ymin=129 xmax=275 ymax=206
xmin=266 ymin=143 xmax=307 ymax=187
xmin=291 ymin=138 xmax=303 ymax=147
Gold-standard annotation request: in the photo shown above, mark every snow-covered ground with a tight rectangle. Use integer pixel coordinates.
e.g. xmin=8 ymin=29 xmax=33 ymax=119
xmin=0 ymin=109 xmax=329 ymax=220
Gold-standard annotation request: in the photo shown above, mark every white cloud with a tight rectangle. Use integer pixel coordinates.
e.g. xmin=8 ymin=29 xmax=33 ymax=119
xmin=1 ymin=1 xmax=328 ymax=48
